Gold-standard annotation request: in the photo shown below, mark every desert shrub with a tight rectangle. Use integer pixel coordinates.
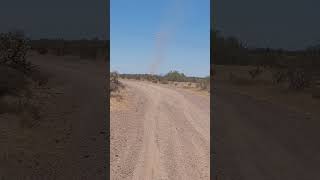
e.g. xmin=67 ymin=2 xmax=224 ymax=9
xmin=110 ymin=71 xmax=123 ymax=92
xmin=164 ymin=70 xmax=186 ymax=82
xmin=0 ymin=32 xmax=35 ymax=75
xmin=287 ymin=68 xmax=311 ymax=90
xmin=248 ymin=66 xmax=263 ymax=79
xmin=198 ymin=76 xmax=210 ymax=91
xmin=274 ymin=67 xmax=308 ymax=90
xmin=199 ymin=82 xmax=208 ymax=90
xmin=111 ymin=71 xmax=119 ymax=80
xmin=272 ymin=69 xmax=287 ymax=84
xmin=0 ymin=32 xmax=48 ymax=91
xmin=110 ymin=82 xmax=118 ymax=92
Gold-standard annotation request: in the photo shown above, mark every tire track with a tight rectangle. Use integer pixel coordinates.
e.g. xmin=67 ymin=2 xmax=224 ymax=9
xmin=111 ymin=80 xmax=210 ymax=180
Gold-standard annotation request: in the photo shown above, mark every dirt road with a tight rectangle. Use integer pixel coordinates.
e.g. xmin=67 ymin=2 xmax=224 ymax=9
xmin=0 ymin=54 xmax=107 ymax=179
xmin=213 ymin=82 xmax=320 ymax=180
xmin=111 ymin=80 xmax=210 ymax=180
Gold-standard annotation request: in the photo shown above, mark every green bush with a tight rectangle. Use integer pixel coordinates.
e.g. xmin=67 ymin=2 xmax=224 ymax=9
xmin=164 ymin=70 xmax=186 ymax=82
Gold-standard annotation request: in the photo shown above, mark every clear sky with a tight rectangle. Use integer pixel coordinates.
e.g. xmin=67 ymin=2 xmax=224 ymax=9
xmin=111 ymin=0 xmax=210 ymax=77
xmin=216 ymin=0 xmax=320 ymax=50
xmin=0 ymin=0 xmax=106 ymax=39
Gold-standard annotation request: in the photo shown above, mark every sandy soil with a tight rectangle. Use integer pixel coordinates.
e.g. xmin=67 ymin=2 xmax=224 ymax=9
xmin=111 ymin=80 xmax=210 ymax=180
xmin=214 ymin=65 xmax=320 ymax=116
xmin=0 ymin=54 xmax=107 ymax=179
xmin=213 ymin=82 xmax=320 ymax=180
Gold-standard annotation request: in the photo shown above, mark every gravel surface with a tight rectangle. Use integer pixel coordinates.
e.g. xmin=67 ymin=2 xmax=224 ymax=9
xmin=111 ymin=80 xmax=210 ymax=180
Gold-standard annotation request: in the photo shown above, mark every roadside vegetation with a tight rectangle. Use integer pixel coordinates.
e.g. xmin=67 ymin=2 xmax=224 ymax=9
xmin=212 ymin=29 xmax=320 ymax=116
xmin=0 ymin=31 xmax=49 ymax=127
xmin=110 ymin=71 xmax=124 ymax=93
xmin=119 ymin=70 xmax=210 ymax=92
xmin=30 ymin=38 xmax=109 ymax=60
xmin=213 ymin=30 xmax=320 ymax=98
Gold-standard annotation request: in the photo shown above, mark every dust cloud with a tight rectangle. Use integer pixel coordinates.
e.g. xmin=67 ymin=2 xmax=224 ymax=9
xmin=149 ymin=0 xmax=185 ymax=75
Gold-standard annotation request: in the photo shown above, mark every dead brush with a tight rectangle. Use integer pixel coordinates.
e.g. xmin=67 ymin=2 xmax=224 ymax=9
xmin=200 ymin=80 xmax=210 ymax=91
xmin=272 ymin=69 xmax=287 ymax=84
xmin=287 ymin=68 xmax=311 ymax=90
xmin=110 ymin=71 xmax=124 ymax=93
xmin=0 ymin=32 xmax=35 ymax=75
xmin=248 ymin=66 xmax=263 ymax=79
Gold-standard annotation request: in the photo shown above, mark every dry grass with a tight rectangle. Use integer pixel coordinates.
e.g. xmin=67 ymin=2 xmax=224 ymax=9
xmin=214 ymin=65 xmax=320 ymax=116
xmin=214 ymin=65 xmax=273 ymax=81
xmin=0 ymin=63 xmax=51 ymax=128
xmin=0 ymin=66 xmax=28 ymax=96
xmin=0 ymin=82 xmax=69 ymax=176
xmin=158 ymin=81 xmax=210 ymax=96
xmin=0 ymin=85 xmax=43 ymax=128
xmin=110 ymin=87 xmax=129 ymax=112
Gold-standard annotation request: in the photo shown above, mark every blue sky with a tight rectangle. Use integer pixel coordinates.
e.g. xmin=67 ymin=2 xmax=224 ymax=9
xmin=216 ymin=0 xmax=320 ymax=50
xmin=111 ymin=0 xmax=210 ymax=77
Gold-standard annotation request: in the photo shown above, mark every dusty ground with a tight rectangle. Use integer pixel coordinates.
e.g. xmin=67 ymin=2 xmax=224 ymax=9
xmin=213 ymin=81 xmax=320 ymax=180
xmin=0 ymin=54 xmax=107 ymax=179
xmin=214 ymin=65 xmax=320 ymax=116
xmin=111 ymin=80 xmax=210 ymax=180
xmin=126 ymin=79 xmax=210 ymax=97
xmin=162 ymin=81 xmax=210 ymax=97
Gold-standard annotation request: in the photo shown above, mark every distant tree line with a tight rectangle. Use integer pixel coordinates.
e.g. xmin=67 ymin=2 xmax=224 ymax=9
xmin=212 ymin=29 xmax=320 ymax=90
xmin=30 ymin=39 xmax=109 ymax=59
xmin=120 ymin=71 xmax=209 ymax=83
xmin=212 ymin=29 xmax=320 ymax=68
